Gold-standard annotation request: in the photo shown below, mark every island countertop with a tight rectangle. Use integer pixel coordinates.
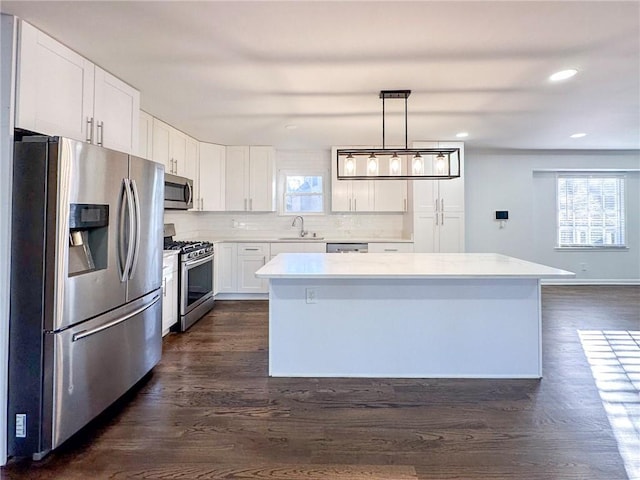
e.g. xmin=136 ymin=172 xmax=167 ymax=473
xmin=255 ymin=252 xmax=574 ymax=280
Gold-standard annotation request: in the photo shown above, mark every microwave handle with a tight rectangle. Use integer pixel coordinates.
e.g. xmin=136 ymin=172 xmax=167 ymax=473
xmin=185 ymin=182 xmax=193 ymax=206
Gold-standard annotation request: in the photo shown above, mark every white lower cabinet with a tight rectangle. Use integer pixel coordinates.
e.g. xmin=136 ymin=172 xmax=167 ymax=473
xmin=215 ymin=243 xmax=237 ymax=294
xmin=367 ymin=242 xmax=414 ymax=253
xmin=215 ymin=242 xmax=269 ymax=294
xmin=162 ymin=252 xmax=178 ymax=336
xmin=270 ymin=242 xmax=327 ymax=261
xmin=237 ymin=243 xmax=270 ymax=293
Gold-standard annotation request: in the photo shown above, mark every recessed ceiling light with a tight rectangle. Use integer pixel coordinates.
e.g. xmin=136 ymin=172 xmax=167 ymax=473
xmin=570 ymin=132 xmax=587 ymax=138
xmin=456 ymin=132 xmax=469 ymax=138
xmin=285 ymin=124 xmax=298 ymax=130
xmin=549 ymin=69 xmax=578 ymax=82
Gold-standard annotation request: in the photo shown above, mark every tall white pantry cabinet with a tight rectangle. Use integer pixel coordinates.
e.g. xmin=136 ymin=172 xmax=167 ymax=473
xmin=410 ymin=142 xmax=465 ymax=253
xmin=15 ymin=20 xmax=140 ymax=155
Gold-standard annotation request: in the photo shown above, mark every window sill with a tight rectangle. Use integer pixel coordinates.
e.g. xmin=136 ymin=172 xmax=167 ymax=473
xmin=555 ymin=246 xmax=629 ymax=251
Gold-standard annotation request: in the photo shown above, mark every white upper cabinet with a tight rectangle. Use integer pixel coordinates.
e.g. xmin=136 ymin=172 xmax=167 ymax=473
xmin=137 ymin=110 xmax=153 ymax=160
xmin=151 ymin=118 xmax=197 ymax=179
xmin=16 ymin=20 xmax=94 ymax=142
xmin=374 ymin=180 xmax=407 ymax=212
xmin=151 ymin=118 xmax=171 ymax=171
xmin=225 ymin=146 xmax=275 ymax=212
xmin=330 ymin=146 xmax=406 ymax=212
xmin=197 ymin=143 xmax=226 ymax=211
xmin=411 ymin=141 xmax=465 ymax=212
xmin=93 ymin=66 xmax=139 ymax=154
xmin=16 ymin=20 xmax=139 ymax=154
xmin=183 ymin=135 xmax=198 ymax=183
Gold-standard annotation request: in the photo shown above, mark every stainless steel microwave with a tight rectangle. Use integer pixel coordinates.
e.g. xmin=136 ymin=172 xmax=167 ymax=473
xmin=164 ymin=173 xmax=193 ymax=210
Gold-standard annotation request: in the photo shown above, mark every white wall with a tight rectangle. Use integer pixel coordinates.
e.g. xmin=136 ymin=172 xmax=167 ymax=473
xmin=0 ymin=14 xmax=17 ymax=467
xmin=465 ymin=149 xmax=640 ymax=282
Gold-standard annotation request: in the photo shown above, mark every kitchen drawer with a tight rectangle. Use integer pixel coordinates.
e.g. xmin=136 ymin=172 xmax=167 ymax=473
xmin=270 ymin=242 xmax=326 ymax=255
xmin=368 ymin=242 xmax=414 ymax=253
xmin=237 ymin=243 xmax=270 ymax=256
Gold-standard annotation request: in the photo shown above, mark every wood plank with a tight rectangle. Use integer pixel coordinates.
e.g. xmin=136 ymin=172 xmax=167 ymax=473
xmin=2 ymin=289 xmax=637 ymax=480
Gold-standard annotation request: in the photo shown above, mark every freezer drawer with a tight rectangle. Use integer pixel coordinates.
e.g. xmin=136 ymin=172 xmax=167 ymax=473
xmin=48 ymin=289 xmax=162 ymax=452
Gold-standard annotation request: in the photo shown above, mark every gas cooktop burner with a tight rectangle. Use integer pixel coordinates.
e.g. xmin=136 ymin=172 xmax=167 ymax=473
xmin=164 ymin=239 xmax=214 ymax=260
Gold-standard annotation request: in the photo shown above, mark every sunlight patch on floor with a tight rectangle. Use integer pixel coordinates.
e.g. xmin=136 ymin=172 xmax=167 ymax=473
xmin=579 ymin=330 xmax=640 ymax=480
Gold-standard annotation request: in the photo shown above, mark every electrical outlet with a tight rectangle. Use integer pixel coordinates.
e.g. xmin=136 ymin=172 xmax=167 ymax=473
xmin=305 ymin=288 xmax=317 ymax=304
xmin=580 ymin=262 xmax=588 ymax=272
xmin=15 ymin=414 xmax=26 ymax=438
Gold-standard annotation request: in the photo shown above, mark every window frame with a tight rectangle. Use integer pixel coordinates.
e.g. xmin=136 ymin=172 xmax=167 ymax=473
xmin=556 ymin=173 xmax=627 ymax=249
xmin=277 ymin=169 xmax=328 ymax=216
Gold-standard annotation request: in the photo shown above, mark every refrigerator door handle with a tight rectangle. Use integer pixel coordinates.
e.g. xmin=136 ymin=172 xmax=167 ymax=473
xmin=72 ymin=294 xmax=160 ymax=342
xmin=128 ymin=179 xmax=142 ymax=279
xmin=122 ymin=178 xmax=136 ymax=282
xmin=117 ymin=178 xmax=128 ymax=281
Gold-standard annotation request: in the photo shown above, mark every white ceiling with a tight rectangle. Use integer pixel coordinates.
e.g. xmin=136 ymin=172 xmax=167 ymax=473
xmin=2 ymin=1 xmax=639 ymax=151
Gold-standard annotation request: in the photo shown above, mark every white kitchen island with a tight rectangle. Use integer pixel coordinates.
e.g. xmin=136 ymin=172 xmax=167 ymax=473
xmin=255 ymin=253 xmax=574 ymax=379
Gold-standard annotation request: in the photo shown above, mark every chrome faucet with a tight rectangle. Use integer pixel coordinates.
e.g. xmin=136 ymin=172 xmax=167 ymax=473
xmin=291 ymin=215 xmax=307 ymax=237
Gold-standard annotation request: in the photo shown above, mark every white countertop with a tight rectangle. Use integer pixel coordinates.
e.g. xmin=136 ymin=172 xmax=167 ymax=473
xmin=208 ymin=238 xmax=413 ymax=244
xmin=255 ymin=253 xmax=575 ymax=279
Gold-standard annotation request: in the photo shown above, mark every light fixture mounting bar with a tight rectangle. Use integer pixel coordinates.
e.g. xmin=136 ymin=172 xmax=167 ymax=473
xmin=380 ymin=90 xmax=411 ymax=149
xmin=379 ymin=90 xmax=411 ymax=99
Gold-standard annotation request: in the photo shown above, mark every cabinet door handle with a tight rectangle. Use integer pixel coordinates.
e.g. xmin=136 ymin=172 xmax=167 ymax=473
xmin=86 ymin=117 xmax=94 ymax=143
xmin=354 ymin=198 xmax=357 ymax=211
xmin=244 ymin=248 xmax=259 ymax=251
xmin=403 ymin=198 xmax=407 ymax=212
xmin=249 ymin=198 xmax=253 ymax=211
xmin=384 ymin=249 xmax=398 ymax=252
xmin=441 ymin=213 xmax=445 ymax=225
xmin=349 ymin=198 xmax=352 ymax=211
xmin=441 ymin=198 xmax=444 ymax=211
xmin=97 ymin=121 xmax=104 ymax=146
xmin=435 ymin=212 xmax=439 ymax=226
xmin=244 ymin=198 xmax=247 ymax=211
xmin=163 ymin=277 xmax=167 ymax=296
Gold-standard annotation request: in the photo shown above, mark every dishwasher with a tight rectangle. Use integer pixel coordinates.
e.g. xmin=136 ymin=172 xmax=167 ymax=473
xmin=326 ymin=242 xmax=369 ymax=253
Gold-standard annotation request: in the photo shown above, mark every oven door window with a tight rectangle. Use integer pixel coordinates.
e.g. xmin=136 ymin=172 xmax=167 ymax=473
xmin=186 ymin=259 xmax=213 ymax=309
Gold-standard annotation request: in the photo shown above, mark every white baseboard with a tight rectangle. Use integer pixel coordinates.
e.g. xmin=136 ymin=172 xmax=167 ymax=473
xmin=541 ymin=278 xmax=640 ymax=286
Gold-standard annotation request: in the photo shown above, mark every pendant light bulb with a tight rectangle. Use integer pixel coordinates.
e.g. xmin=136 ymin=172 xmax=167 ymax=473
xmin=368 ymin=153 xmax=378 ymax=175
xmin=435 ymin=153 xmax=446 ymax=173
xmin=390 ymin=153 xmax=401 ymax=175
xmin=345 ymin=153 xmax=355 ymax=174
xmin=412 ymin=153 xmax=424 ymax=175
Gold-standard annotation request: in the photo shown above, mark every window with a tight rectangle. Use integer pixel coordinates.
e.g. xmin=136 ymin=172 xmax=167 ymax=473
xmin=557 ymin=175 xmax=626 ymax=247
xmin=282 ymin=174 xmax=324 ymax=214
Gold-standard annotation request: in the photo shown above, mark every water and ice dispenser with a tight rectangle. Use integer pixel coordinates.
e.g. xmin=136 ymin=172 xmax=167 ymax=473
xmin=68 ymin=203 xmax=109 ymax=276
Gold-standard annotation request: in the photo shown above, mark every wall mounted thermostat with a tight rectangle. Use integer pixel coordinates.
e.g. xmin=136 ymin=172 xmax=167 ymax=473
xmin=495 ymin=210 xmax=508 ymax=229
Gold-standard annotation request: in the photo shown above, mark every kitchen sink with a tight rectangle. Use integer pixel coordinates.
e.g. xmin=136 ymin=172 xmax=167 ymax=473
xmin=277 ymin=237 xmax=324 ymax=241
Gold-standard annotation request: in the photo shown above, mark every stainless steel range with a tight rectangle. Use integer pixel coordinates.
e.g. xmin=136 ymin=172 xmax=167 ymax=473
xmin=164 ymin=224 xmax=215 ymax=331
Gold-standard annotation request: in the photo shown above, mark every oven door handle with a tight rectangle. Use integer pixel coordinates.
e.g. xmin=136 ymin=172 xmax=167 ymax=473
xmin=183 ymin=254 xmax=213 ymax=269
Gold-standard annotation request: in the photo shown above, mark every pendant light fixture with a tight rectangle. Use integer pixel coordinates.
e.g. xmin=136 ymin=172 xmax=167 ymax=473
xmin=337 ymin=90 xmax=461 ymax=180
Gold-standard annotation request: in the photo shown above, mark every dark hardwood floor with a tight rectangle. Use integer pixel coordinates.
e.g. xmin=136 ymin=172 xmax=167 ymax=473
xmin=2 ymin=286 xmax=639 ymax=479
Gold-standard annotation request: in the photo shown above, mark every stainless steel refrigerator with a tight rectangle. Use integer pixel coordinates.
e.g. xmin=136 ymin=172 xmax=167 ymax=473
xmin=7 ymin=136 xmax=164 ymax=459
